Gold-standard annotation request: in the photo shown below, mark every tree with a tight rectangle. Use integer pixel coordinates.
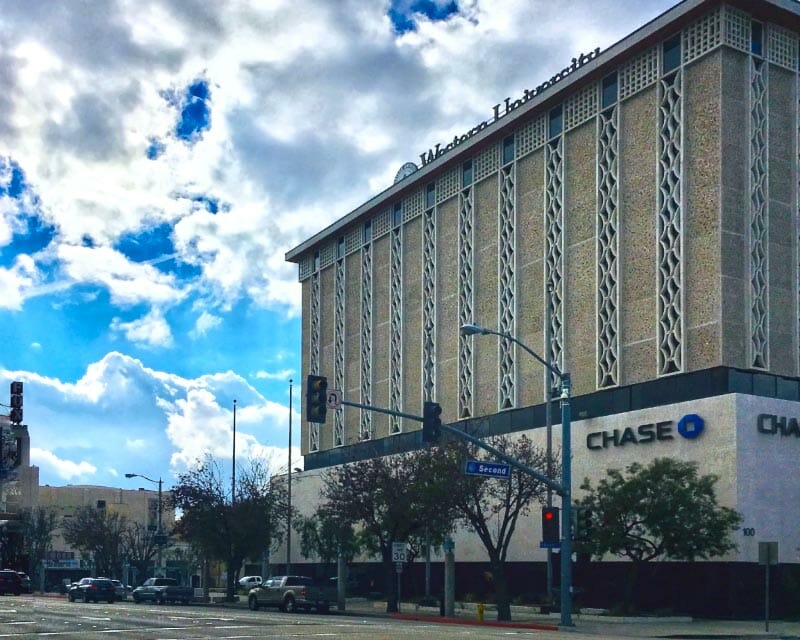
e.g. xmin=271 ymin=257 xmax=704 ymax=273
xmin=20 ymin=507 xmax=57 ymax=589
xmin=577 ymin=457 xmax=742 ymax=612
xmin=319 ymin=448 xmax=460 ymax=612
xmin=294 ymin=505 xmax=363 ymax=570
xmin=122 ymin=522 xmax=160 ymax=584
xmin=61 ymin=506 xmax=128 ymax=578
xmin=170 ymin=455 xmax=287 ymax=601
xmin=440 ymin=434 xmax=555 ymax=621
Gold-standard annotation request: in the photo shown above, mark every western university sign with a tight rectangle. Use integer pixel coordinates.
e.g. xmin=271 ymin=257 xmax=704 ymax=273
xmin=418 ymin=47 xmax=601 ymax=167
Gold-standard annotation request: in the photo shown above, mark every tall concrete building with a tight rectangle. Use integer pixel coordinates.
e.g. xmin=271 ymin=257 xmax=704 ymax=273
xmin=286 ymin=0 xmax=800 ymax=615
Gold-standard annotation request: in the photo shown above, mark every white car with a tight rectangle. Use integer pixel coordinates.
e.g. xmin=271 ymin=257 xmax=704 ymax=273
xmin=238 ymin=575 xmax=262 ymax=589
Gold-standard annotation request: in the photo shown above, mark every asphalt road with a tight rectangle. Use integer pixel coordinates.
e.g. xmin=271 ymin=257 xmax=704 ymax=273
xmin=0 ymin=595 xmax=563 ymax=639
xmin=4 ymin=595 xmax=800 ymax=640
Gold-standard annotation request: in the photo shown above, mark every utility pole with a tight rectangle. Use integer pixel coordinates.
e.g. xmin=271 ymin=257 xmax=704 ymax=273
xmin=545 ymin=284 xmax=554 ymax=602
xmin=287 ymin=379 xmax=293 ymax=576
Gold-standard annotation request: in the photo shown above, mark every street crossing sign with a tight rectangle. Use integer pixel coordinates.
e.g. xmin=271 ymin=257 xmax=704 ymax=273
xmin=464 ymin=459 xmax=511 ymax=479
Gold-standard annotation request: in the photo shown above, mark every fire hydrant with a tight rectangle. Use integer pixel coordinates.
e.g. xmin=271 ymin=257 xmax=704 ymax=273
xmin=477 ymin=602 xmax=485 ymax=621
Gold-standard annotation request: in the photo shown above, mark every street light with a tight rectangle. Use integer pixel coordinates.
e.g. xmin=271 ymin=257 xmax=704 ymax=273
xmin=460 ymin=322 xmax=573 ymax=627
xmin=287 ymin=379 xmax=293 ymax=576
xmin=125 ymin=472 xmax=164 ymax=576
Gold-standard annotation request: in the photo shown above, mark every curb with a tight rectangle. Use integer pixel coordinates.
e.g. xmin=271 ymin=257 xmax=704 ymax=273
xmin=388 ymin=612 xmax=559 ymax=631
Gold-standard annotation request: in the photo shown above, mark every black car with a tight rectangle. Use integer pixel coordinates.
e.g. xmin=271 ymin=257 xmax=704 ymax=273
xmin=68 ymin=577 xmax=116 ymax=603
xmin=0 ymin=570 xmax=22 ymax=596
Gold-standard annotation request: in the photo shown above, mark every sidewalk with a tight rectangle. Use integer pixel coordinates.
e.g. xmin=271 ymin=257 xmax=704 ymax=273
xmin=338 ymin=598 xmax=800 ymax=638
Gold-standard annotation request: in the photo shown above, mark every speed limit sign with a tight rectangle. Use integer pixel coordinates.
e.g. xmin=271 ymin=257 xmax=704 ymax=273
xmin=392 ymin=542 xmax=407 ymax=563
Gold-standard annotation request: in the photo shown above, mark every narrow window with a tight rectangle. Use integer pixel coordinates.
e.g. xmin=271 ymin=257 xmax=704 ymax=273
xmin=393 ymin=202 xmax=402 ymax=227
xmin=314 ymin=251 xmax=320 ymax=271
xmin=751 ymin=21 xmax=763 ymax=56
xmin=662 ymin=34 xmax=681 ymax=73
xmin=601 ymin=72 xmax=618 ymax=110
xmin=548 ymin=105 xmax=563 ymax=140
xmin=337 ymin=236 xmax=345 ymax=258
xmin=462 ymin=159 xmax=473 ymax=187
xmin=426 ymin=182 xmax=436 ymax=209
xmin=363 ymin=220 xmax=372 ymax=243
xmin=502 ymin=135 xmax=515 ymax=165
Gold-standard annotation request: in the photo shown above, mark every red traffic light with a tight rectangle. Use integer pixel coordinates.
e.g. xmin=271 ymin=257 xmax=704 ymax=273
xmin=541 ymin=506 xmax=560 ymax=544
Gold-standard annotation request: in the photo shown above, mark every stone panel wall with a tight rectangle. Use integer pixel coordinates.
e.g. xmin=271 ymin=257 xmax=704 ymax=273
xmin=474 ymin=175 xmax=499 ymax=416
xmin=618 ymin=85 xmax=658 ymax=385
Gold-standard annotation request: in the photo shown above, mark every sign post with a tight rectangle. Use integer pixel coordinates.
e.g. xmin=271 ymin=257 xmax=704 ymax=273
xmin=392 ymin=542 xmax=406 ymax=613
xmin=758 ymin=541 xmax=778 ymax=632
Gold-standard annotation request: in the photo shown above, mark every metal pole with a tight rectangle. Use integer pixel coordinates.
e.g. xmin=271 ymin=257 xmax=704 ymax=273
xmin=545 ymin=284 xmax=553 ymax=602
xmin=232 ymin=399 xmax=237 ymax=504
xmin=287 ymin=379 xmax=293 ymax=576
xmin=559 ymin=374 xmax=573 ymax=627
xmin=765 ymin=561 xmax=769 ymax=632
xmin=157 ymin=478 xmax=163 ymax=575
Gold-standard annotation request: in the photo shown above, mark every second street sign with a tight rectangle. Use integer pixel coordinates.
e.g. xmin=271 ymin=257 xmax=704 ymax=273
xmin=464 ymin=460 xmax=511 ymax=479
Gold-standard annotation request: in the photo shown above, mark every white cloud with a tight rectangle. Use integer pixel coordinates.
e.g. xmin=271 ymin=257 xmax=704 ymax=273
xmin=57 ymin=244 xmax=186 ymax=307
xmin=0 ymin=0 xmax=673 ymax=322
xmin=111 ymin=308 xmax=174 ymax=348
xmin=0 ymin=255 xmax=40 ymax=311
xmin=125 ymin=438 xmax=148 ymax=452
xmin=253 ymin=368 xmax=294 ymax=381
xmin=190 ymin=310 xmax=222 ymax=338
xmin=3 ymin=352 xmax=297 ymax=486
xmin=31 ymin=447 xmax=97 ymax=482
xmin=30 ymin=342 xmax=41 ymax=350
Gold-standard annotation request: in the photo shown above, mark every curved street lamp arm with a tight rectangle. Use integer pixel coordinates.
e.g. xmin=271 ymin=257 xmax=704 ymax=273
xmin=460 ymin=323 xmax=563 ymax=380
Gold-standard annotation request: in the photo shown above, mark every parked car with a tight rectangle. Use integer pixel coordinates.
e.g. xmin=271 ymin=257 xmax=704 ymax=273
xmin=16 ymin=572 xmax=31 ymax=594
xmin=0 ymin=570 xmax=22 ymax=596
xmin=132 ymin=577 xmax=193 ymax=604
xmin=328 ymin=575 xmax=360 ymax=595
xmin=110 ymin=579 xmax=127 ymax=601
xmin=68 ymin=577 xmax=116 ymax=603
xmin=247 ymin=575 xmax=336 ymax=613
xmin=238 ymin=575 xmax=262 ymax=589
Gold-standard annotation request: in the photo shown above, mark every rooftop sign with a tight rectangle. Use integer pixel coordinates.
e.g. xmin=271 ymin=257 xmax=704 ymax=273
xmin=418 ymin=47 xmax=601 ymax=167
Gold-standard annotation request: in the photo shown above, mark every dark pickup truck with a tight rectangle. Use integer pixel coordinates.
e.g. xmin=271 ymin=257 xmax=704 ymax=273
xmin=247 ymin=575 xmax=336 ymax=613
xmin=132 ymin=577 xmax=193 ymax=604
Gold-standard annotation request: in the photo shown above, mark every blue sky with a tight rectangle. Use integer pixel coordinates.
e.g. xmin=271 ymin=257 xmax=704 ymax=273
xmin=0 ymin=0 xmax=674 ymax=489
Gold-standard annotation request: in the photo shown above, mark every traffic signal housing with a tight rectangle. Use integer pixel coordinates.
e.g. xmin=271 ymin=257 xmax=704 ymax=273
xmin=422 ymin=401 xmax=442 ymax=443
xmin=305 ymin=375 xmax=328 ymax=423
xmin=542 ymin=506 xmax=560 ymax=544
xmin=573 ymin=506 xmax=594 ymax=541
xmin=9 ymin=381 xmax=22 ymax=424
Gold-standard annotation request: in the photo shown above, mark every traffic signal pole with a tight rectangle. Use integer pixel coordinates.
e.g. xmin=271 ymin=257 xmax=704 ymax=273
xmin=310 ymin=371 xmax=574 ymax=627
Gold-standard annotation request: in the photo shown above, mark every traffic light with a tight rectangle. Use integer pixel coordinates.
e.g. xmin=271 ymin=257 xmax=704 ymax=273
xmin=422 ymin=401 xmax=442 ymax=443
xmin=305 ymin=375 xmax=328 ymax=423
xmin=572 ymin=506 xmax=595 ymax=540
xmin=542 ymin=506 xmax=560 ymax=544
xmin=9 ymin=381 xmax=22 ymax=424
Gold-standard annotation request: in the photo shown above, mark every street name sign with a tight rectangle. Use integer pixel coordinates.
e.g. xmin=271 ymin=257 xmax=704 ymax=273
xmin=464 ymin=459 xmax=511 ymax=479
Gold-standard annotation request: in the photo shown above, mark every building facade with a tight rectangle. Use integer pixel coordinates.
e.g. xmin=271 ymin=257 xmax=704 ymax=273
xmin=285 ymin=0 xmax=800 ymax=615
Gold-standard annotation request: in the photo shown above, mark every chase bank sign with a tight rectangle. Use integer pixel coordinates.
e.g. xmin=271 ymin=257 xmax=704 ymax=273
xmin=586 ymin=414 xmax=704 ymax=451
